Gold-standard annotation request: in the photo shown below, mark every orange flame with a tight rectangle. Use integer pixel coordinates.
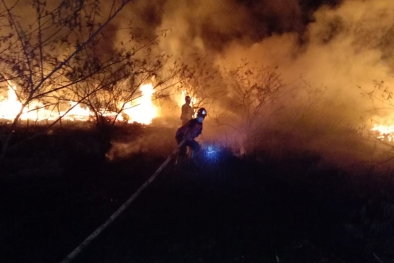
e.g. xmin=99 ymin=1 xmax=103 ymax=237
xmin=0 ymin=84 xmax=21 ymax=119
xmin=0 ymin=82 xmax=158 ymax=124
xmin=371 ymin=124 xmax=394 ymax=142
xmin=123 ymin=83 xmax=158 ymax=124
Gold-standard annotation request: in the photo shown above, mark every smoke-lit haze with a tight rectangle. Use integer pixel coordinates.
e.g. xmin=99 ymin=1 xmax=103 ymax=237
xmin=3 ymin=0 xmax=394 ymax=168
xmin=119 ymin=0 xmax=394 ymax=168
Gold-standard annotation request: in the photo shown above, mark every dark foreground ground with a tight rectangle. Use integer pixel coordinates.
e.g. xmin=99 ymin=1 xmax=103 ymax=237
xmin=1 ymin=124 xmax=394 ymax=263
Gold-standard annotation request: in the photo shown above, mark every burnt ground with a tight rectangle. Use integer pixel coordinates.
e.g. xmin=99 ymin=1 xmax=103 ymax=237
xmin=1 ymin=124 xmax=394 ymax=263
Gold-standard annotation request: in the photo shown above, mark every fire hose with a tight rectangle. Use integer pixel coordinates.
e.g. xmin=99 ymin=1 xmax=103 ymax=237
xmin=59 ymin=139 xmax=185 ymax=263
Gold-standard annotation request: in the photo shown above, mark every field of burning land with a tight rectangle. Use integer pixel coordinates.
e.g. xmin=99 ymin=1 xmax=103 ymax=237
xmin=2 ymin=0 xmax=394 ymax=262
xmin=1 ymin=123 xmax=394 ymax=263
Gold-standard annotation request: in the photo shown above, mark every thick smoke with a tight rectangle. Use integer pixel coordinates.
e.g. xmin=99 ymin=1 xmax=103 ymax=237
xmin=4 ymin=0 xmax=394 ymax=168
xmin=116 ymin=0 xmax=335 ymax=55
xmin=124 ymin=0 xmax=394 ymax=168
xmin=215 ymin=0 xmax=394 ymax=152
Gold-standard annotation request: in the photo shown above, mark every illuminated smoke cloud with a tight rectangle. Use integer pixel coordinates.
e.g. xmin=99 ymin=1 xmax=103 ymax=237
xmin=128 ymin=0 xmax=394 ymax=166
xmin=3 ymin=0 xmax=394 ymax=167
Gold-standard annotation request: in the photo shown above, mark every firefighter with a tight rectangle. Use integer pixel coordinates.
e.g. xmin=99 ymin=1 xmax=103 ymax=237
xmin=180 ymin=95 xmax=194 ymax=125
xmin=175 ymin=107 xmax=207 ymax=168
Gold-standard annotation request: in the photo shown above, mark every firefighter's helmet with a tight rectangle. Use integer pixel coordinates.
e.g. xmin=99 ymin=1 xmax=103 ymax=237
xmin=185 ymin=95 xmax=191 ymax=101
xmin=197 ymin=108 xmax=207 ymax=118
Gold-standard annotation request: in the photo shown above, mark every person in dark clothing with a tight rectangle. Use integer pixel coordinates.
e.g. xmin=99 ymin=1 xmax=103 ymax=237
xmin=175 ymin=107 xmax=207 ymax=167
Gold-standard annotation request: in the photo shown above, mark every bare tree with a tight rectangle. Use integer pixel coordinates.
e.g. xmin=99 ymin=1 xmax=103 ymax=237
xmin=218 ymin=61 xmax=285 ymax=150
xmin=176 ymin=56 xmax=224 ymax=111
xmin=359 ymin=80 xmax=394 ymax=139
xmin=0 ymin=0 xmax=134 ymax=158
xmin=359 ymin=80 xmax=394 ymax=111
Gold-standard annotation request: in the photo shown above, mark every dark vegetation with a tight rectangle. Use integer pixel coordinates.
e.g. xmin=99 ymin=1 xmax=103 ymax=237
xmin=1 ymin=124 xmax=394 ymax=263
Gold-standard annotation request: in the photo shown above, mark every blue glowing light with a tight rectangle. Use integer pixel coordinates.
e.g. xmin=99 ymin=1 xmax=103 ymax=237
xmin=203 ymin=144 xmax=219 ymax=162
